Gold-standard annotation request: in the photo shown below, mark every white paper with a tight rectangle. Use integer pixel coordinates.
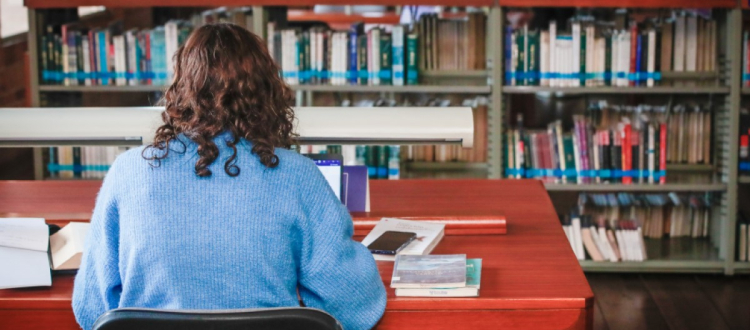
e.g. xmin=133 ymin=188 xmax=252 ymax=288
xmin=0 ymin=246 xmax=51 ymax=289
xmin=0 ymin=218 xmax=48 ymax=251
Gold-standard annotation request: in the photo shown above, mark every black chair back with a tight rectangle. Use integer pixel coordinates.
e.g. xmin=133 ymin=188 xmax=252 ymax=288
xmin=92 ymin=307 xmax=343 ymax=330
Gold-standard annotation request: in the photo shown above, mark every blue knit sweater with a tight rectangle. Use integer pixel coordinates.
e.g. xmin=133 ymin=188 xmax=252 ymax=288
xmin=72 ymin=132 xmax=387 ymax=330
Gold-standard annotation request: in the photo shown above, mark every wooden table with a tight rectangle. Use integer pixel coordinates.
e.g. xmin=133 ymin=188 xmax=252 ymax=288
xmin=0 ymin=179 xmax=593 ymax=330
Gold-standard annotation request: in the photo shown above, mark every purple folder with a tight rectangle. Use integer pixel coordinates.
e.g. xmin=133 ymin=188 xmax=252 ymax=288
xmin=342 ymin=166 xmax=369 ymax=212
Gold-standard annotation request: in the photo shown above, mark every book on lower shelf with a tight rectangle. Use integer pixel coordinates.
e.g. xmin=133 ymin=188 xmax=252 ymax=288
xmin=360 ymin=218 xmax=445 ymax=262
xmin=561 ymin=192 xmax=718 ymax=262
xmin=391 ymin=254 xmax=467 ymax=289
xmin=395 ymin=258 xmax=482 ymax=297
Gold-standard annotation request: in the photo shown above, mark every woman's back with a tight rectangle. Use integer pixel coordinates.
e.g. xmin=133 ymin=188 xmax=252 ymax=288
xmin=71 ymin=23 xmax=386 ymax=330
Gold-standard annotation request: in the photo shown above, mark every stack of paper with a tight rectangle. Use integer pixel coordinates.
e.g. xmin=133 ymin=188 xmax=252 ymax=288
xmin=360 ymin=218 xmax=445 ymax=261
xmin=0 ymin=218 xmax=52 ymax=289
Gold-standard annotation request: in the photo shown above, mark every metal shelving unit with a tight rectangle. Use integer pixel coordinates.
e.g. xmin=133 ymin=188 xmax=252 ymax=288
xmin=23 ymin=1 xmax=748 ymax=275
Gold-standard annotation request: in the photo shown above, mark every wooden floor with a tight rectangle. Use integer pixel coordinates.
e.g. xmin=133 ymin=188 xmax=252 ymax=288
xmin=588 ymin=274 xmax=750 ymax=330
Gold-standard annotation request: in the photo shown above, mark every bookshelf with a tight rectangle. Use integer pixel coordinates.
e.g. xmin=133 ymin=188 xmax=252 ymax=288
xmin=21 ymin=1 xmax=749 ymax=274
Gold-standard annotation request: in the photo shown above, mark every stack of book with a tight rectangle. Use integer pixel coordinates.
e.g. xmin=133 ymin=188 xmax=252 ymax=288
xmin=505 ymin=10 xmax=716 ymax=87
xmin=391 ymin=255 xmax=482 ymax=297
xmin=360 ymin=218 xmax=445 ymax=261
xmin=48 ymin=146 xmax=128 ymax=179
xmin=505 ymin=102 xmax=713 ymax=184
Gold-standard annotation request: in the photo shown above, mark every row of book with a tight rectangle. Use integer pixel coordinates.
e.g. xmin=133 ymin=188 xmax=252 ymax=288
xmin=269 ymin=11 xmax=486 ymax=87
xmin=40 ymin=20 xmax=192 ymax=86
xmin=417 ymin=12 xmax=487 ymax=72
xmin=505 ymin=102 xmax=712 ymax=183
xmin=39 ymin=6 xmax=261 ymax=86
xmin=506 ymin=11 xmax=716 ymax=87
xmin=581 ymin=192 xmax=714 ymax=239
xmin=48 ymin=147 xmax=127 ymax=179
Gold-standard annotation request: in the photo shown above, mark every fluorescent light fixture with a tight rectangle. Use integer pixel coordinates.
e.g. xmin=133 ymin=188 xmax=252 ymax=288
xmin=0 ymin=107 xmax=473 ymax=148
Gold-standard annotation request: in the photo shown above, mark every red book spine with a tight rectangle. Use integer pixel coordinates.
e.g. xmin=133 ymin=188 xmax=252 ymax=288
xmin=145 ymin=33 xmax=152 ymax=85
xmin=659 ymin=123 xmax=667 ymax=184
xmin=622 ymin=123 xmax=633 ymax=184
xmin=629 ymin=24 xmax=638 ymax=87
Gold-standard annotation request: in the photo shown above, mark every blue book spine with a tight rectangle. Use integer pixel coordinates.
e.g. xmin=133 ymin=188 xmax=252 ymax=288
xmin=504 ymin=26 xmax=513 ymax=85
xmin=349 ymin=23 xmax=361 ymax=84
xmin=98 ymin=31 xmax=108 ymax=85
xmin=635 ymin=34 xmax=642 ymax=86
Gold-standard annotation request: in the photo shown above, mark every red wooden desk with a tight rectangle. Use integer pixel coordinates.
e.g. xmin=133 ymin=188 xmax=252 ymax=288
xmin=0 ymin=179 xmax=593 ymax=330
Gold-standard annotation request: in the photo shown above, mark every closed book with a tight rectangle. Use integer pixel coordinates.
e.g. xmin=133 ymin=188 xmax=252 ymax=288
xmin=380 ymin=33 xmax=392 ymax=85
xmin=406 ymin=32 xmax=418 ymax=85
xmin=361 ymin=218 xmax=445 ymax=262
xmin=391 ymin=254 xmax=466 ymax=289
xmin=396 ymin=259 xmax=481 ymax=297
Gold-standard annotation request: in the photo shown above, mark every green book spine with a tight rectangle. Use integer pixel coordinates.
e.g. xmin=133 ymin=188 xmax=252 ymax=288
xmin=406 ymin=33 xmax=419 ymax=85
xmin=563 ymin=134 xmax=576 ymax=181
xmin=528 ymin=30 xmax=539 ymax=86
xmin=377 ymin=145 xmax=388 ymax=179
xmin=72 ymin=147 xmax=81 ymax=178
xmin=605 ymin=35 xmax=612 ymax=86
xmin=358 ymin=34 xmax=368 ymax=85
xmin=515 ymin=30 xmax=525 ymax=86
xmin=580 ymin=31 xmax=586 ymax=86
xmin=366 ymin=146 xmax=377 ymax=178
xmin=380 ymin=33 xmax=392 ymax=85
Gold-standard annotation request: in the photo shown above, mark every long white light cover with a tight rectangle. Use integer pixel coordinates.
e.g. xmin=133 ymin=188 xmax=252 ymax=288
xmin=0 ymin=107 xmax=473 ymax=147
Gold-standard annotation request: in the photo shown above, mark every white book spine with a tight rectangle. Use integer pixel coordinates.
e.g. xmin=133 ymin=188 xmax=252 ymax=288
xmin=82 ymin=37 xmax=92 ymax=86
xmin=540 ymin=31 xmax=549 ymax=87
xmin=585 ymin=26 xmax=594 ymax=87
xmin=392 ymin=25 xmax=405 ymax=86
xmin=647 ymin=29 xmax=656 ymax=87
xmin=549 ymin=22 xmax=556 ymax=87
xmin=648 ymin=124 xmax=655 ymax=184
xmin=674 ymin=16 xmax=686 ymax=72
xmin=685 ymin=16 xmax=697 ymax=72
xmin=572 ymin=22 xmax=581 ymax=87
xmin=572 ymin=217 xmax=584 ymax=260
xmin=610 ymin=32 xmax=618 ymax=87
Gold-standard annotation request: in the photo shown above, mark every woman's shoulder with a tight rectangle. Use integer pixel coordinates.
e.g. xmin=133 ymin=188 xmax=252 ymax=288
xmin=273 ymin=147 xmax=318 ymax=172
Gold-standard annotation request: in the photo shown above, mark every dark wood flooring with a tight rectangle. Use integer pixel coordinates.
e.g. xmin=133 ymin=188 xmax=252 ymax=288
xmin=588 ymin=274 xmax=750 ymax=330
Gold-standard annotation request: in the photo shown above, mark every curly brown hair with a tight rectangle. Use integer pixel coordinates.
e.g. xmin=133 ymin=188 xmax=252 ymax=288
xmin=143 ymin=23 xmax=297 ymax=177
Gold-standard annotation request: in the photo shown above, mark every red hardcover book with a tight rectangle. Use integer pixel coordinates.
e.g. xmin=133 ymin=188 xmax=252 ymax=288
xmin=659 ymin=123 xmax=667 ymax=184
xmin=622 ymin=123 xmax=633 ymax=184
xmin=629 ymin=23 xmax=638 ymax=87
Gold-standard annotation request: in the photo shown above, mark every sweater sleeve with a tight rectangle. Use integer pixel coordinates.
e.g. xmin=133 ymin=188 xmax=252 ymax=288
xmin=72 ymin=161 xmax=123 ymax=330
xmin=297 ymin=164 xmax=387 ymax=330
